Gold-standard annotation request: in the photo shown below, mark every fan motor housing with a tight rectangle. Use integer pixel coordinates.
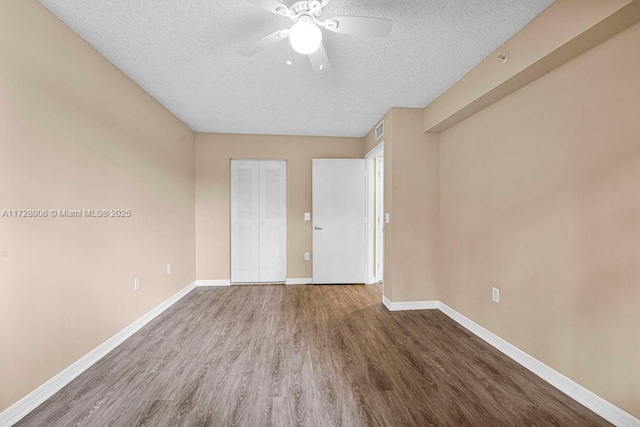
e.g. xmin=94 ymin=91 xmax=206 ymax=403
xmin=290 ymin=1 xmax=323 ymax=19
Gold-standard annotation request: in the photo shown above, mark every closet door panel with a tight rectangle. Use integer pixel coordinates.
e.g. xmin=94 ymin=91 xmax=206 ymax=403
xmin=231 ymin=160 xmax=260 ymax=283
xmin=259 ymin=160 xmax=287 ymax=282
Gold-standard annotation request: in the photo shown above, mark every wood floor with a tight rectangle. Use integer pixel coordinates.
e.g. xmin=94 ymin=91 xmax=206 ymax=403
xmin=17 ymin=284 xmax=608 ymax=426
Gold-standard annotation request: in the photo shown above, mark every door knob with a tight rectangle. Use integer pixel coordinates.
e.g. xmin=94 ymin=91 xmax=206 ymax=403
xmin=314 ymin=226 xmax=323 ymax=230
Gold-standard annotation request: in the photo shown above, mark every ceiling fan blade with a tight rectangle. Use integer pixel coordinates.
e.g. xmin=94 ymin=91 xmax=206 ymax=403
xmin=308 ymin=43 xmax=331 ymax=73
xmin=324 ymin=16 xmax=393 ymax=37
xmin=243 ymin=0 xmax=293 ymax=17
xmin=239 ymin=30 xmax=289 ymax=56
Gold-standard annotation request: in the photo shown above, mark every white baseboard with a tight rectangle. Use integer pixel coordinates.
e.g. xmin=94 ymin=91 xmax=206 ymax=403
xmin=382 ymin=296 xmax=439 ymax=311
xmin=285 ymin=278 xmax=312 ymax=285
xmin=437 ymin=302 xmax=639 ymax=427
xmin=0 ymin=281 xmax=198 ymax=427
xmin=382 ymin=297 xmax=638 ymax=425
xmin=195 ymin=279 xmax=231 ymax=287
xmin=196 ymin=279 xmax=310 ymax=286
xmin=5 ymin=288 xmax=635 ymax=427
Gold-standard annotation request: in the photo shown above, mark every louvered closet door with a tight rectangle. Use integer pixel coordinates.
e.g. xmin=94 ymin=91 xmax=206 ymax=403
xmin=258 ymin=160 xmax=287 ymax=282
xmin=231 ymin=160 xmax=260 ymax=283
xmin=231 ymin=160 xmax=287 ymax=284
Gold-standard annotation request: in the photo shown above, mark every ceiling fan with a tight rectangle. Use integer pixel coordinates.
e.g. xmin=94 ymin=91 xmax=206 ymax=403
xmin=239 ymin=0 xmax=393 ymax=73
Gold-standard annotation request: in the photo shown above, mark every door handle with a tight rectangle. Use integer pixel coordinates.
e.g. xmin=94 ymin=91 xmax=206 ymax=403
xmin=314 ymin=226 xmax=323 ymax=230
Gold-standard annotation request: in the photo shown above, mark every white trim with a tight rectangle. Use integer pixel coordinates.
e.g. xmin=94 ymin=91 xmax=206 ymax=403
xmin=382 ymin=297 xmax=439 ymax=311
xmin=365 ymin=141 xmax=384 ymax=159
xmin=382 ymin=295 xmax=392 ymax=310
xmin=374 ymin=156 xmax=384 ymax=283
xmin=0 ymin=281 xmax=198 ymax=427
xmin=285 ymin=278 xmax=312 ymax=285
xmin=195 ymin=279 xmax=231 ymax=287
xmin=438 ymin=303 xmax=639 ymax=427
xmin=231 ymin=282 xmax=285 ymax=286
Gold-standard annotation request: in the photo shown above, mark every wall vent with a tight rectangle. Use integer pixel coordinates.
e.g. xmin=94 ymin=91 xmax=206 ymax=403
xmin=375 ymin=120 xmax=384 ymax=140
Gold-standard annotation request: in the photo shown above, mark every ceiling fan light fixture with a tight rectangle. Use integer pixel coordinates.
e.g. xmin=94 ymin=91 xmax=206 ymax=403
xmin=289 ymin=21 xmax=322 ymax=55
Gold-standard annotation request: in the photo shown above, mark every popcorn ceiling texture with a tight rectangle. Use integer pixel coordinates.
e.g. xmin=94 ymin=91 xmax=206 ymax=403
xmin=38 ymin=0 xmax=554 ymax=137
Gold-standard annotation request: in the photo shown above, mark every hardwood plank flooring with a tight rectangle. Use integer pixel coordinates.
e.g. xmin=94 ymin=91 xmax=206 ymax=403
xmin=16 ymin=284 xmax=609 ymax=426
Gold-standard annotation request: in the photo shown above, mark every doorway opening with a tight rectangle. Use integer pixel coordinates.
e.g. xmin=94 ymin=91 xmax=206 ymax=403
xmin=365 ymin=142 xmax=384 ymax=286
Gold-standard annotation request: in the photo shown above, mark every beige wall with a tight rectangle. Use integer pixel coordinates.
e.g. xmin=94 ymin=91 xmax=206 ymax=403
xmin=423 ymin=0 xmax=635 ymax=132
xmin=0 ymin=0 xmax=196 ymax=412
xmin=363 ymin=110 xmax=439 ymax=302
xmin=384 ymin=109 xmax=439 ymax=302
xmin=195 ymin=134 xmax=364 ymax=281
xmin=438 ymin=21 xmax=640 ymax=418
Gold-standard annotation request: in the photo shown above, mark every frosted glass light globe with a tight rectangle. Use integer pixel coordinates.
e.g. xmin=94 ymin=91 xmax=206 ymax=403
xmin=289 ymin=21 xmax=322 ymax=55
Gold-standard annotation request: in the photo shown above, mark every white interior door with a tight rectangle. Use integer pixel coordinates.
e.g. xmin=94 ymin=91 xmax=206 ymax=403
xmin=312 ymin=159 xmax=366 ymax=284
xmin=231 ymin=160 xmax=286 ymax=283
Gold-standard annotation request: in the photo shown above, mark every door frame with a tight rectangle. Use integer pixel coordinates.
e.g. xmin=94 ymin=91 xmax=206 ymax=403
xmin=365 ymin=142 xmax=384 ymax=286
xmin=375 ymin=156 xmax=384 ymax=282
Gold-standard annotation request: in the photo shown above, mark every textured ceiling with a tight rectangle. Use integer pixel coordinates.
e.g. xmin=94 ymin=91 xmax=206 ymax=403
xmin=38 ymin=0 xmax=554 ymax=137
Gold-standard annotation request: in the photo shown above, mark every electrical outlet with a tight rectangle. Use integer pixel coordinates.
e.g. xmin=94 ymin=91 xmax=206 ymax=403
xmin=304 ymin=252 xmax=310 ymax=261
xmin=385 ymin=213 xmax=390 ymax=224
xmin=304 ymin=212 xmax=311 ymax=221
xmin=134 ymin=276 xmax=140 ymax=291
xmin=166 ymin=263 xmax=172 ymax=275
xmin=492 ymin=287 xmax=500 ymax=303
